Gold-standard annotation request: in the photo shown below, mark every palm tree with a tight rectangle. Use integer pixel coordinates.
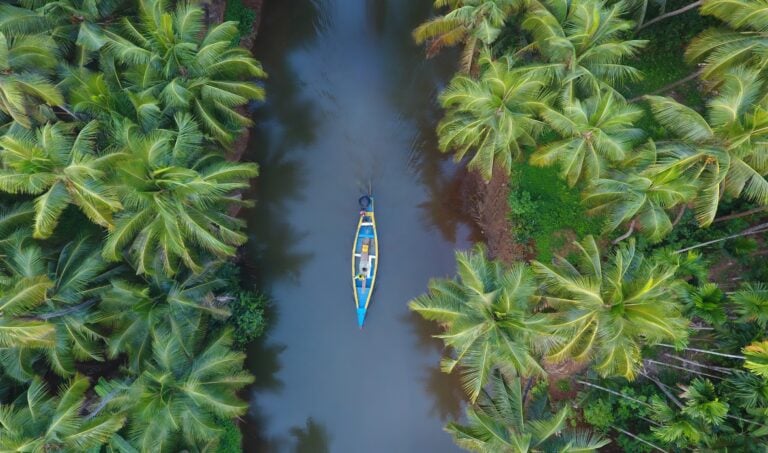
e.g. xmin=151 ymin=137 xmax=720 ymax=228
xmin=584 ymin=141 xmax=698 ymax=242
xmin=437 ymin=53 xmax=546 ymax=180
xmin=413 ymin=0 xmax=525 ymax=72
xmin=646 ymin=66 xmax=768 ymax=226
xmin=521 ymin=0 xmax=646 ymax=95
xmin=0 ymin=32 xmax=63 ymax=127
xmin=686 ymin=0 xmax=768 ymax=79
xmin=118 ymin=328 xmax=253 ymax=451
xmin=0 ymin=375 xmax=125 ymax=451
xmin=532 ymin=89 xmax=645 ymax=187
xmin=98 ymin=263 xmax=230 ymax=373
xmin=731 ymin=283 xmax=768 ymax=328
xmin=533 ymin=236 xmax=690 ymax=380
xmin=409 ymin=245 xmax=550 ymax=402
xmin=0 ymin=234 xmax=113 ymax=378
xmin=102 ymin=0 xmax=266 ymax=145
xmin=743 ymin=341 xmax=768 ymax=378
xmin=0 ymin=121 xmax=122 ymax=239
xmin=102 ymin=115 xmax=258 ymax=275
xmin=447 ymin=371 xmax=609 ymax=452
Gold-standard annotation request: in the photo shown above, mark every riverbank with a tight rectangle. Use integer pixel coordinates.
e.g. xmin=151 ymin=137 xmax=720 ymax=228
xmin=464 ymin=169 xmax=528 ymax=265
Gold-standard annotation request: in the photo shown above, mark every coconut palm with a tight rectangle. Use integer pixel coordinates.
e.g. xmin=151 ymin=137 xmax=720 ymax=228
xmin=447 ymin=371 xmax=609 ymax=452
xmin=102 ymin=0 xmax=265 ymax=145
xmin=0 ymin=121 xmax=122 ymax=239
xmin=533 ymin=235 xmax=690 ymax=379
xmin=686 ymin=0 xmax=768 ymax=79
xmin=0 ymin=375 xmax=125 ymax=451
xmin=532 ymin=89 xmax=645 ymax=187
xmin=584 ymin=141 xmax=698 ymax=242
xmin=98 ymin=263 xmax=229 ymax=373
xmin=646 ymin=66 xmax=768 ymax=226
xmin=102 ymin=115 xmax=258 ymax=275
xmin=118 ymin=328 xmax=253 ymax=451
xmin=413 ymin=0 xmax=525 ymax=72
xmin=0 ymin=234 xmax=114 ymax=378
xmin=437 ymin=53 xmax=546 ymax=180
xmin=731 ymin=283 xmax=768 ymax=328
xmin=744 ymin=341 xmax=768 ymax=378
xmin=521 ymin=0 xmax=646 ymax=96
xmin=409 ymin=245 xmax=550 ymax=402
xmin=0 ymin=32 xmax=63 ymax=127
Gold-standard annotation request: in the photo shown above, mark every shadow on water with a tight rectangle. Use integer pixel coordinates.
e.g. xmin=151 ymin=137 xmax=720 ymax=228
xmin=368 ymin=0 xmax=481 ymax=245
xmin=402 ymin=310 xmax=466 ymax=422
xmin=240 ymin=0 xmax=326 ymax=288
xmin=290 ymin=417 xmax=331 ymax=453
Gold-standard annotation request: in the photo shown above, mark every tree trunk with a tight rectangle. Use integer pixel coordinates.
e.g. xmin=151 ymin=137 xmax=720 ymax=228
xmin=644 ymin=358 xmax=723 ymax=380
xmin=657 ymin=343 xmax=745 ymax=360
xmin=611 ymin=425 xmax=667 ymax=453
xmin=672 ymin=205 xmax=687 ymax=227
xmin=576 ymin=380 xmax=651 ymax=407
xmin=613 ymin=219 xmax=636 ymax=244
xmin=640 ymin=371 xmax=684 ymax=408
xmin=629 ymin=69 xmax=705 ymax=103
xmin=664 ymin=354 xmax=733 ymax=374
xmin=637 ymin=1 xmax=702 ymax=31
xmin=714 ymin=206 xmax=768 ymax=223
xmin=674 ymin=223 xmax=768 ymax=253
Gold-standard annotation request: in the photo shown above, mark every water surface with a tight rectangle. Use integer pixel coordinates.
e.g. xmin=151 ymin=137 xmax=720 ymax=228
xmin=241 ymin=1 xmax=475 ymax=451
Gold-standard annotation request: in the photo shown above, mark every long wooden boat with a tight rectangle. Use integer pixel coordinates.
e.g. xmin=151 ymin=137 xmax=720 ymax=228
xmin=352 ymin=195 xmax=378 ymax=328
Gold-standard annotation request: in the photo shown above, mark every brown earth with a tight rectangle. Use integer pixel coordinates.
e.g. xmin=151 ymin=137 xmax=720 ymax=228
xmin=464 ymin=168 xmax=531 ymax=265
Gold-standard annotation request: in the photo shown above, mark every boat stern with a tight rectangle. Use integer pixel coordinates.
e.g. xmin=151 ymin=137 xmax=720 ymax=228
xmin=356 ymin=307 xmax=367 ymax=328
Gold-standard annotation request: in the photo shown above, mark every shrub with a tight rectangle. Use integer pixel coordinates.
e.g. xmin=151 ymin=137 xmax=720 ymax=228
xmin=224 ymin=0 xmax=257 ymax=43
xmin=508 ymin=162 xmax=603 ymax=261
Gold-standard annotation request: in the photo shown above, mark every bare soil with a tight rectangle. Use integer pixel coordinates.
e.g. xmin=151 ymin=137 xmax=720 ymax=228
xmin=464 ymin=168 xmax=531 ymax=265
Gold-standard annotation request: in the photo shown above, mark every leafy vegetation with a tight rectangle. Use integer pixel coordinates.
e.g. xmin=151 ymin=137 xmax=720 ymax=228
xmin=0 ymin=0 xmax=265 ymax=451
xmin=413 ymin=0 xmax=768 ymax=451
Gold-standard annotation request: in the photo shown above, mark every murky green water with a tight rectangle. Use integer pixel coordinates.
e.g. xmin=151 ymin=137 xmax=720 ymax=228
xmin=241 ymin=1 xmax=475 ymax=451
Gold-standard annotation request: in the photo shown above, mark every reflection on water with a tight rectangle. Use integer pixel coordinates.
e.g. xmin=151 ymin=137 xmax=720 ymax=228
xmin=241 ymin=0 xmax=475 ymax=451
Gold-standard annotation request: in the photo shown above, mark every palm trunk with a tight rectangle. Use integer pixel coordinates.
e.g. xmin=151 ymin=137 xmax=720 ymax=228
xmin=657 ymin=343 xmax=745 ymax=360
xmin=610 ymin=425 xmax=667 ymax=453
xmin=576 ymin=380 xmax=651 ymax=407
xmin=674 ymin=223 xmax=768 ymax=253
xmin=637 ymin=1 xmax=702 ymax=31
xmin=613 ymin=219 xmax=636 ymax=244
xmin=644 ymin=358 xmax=723 ymax=380
xmin=664 ymin=354 xmax=733 ymax=374
xmin=640 ymin=371 xmax=684 ymax=408
xmin=714 ymin=206 xmax=768 ymax=223
xmin=629 ymin=69 xmax=705 ymax=103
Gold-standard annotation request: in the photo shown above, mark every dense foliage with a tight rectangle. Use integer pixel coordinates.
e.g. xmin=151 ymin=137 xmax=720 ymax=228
xmin=0 ymin=0 xmax=264 ymax=451
xmin=414 ymin=0 xmax=768 ymax=451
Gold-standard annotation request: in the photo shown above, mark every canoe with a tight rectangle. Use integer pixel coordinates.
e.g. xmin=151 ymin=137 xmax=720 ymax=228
xmin=352 ymin=195 xmax=378 ymax=327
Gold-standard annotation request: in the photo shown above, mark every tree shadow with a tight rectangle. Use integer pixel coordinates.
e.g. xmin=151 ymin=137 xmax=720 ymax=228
xmin=290 ymin=417 xmax=331 ymax=453
xmin=401 ymin=309 xmax=466 ymax=422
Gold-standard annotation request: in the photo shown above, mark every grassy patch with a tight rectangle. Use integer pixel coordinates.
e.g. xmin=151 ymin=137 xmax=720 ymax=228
xmin=622 ymin=0 xmax=715 ymax=104
xmin=508 ymin=162 xmax=604 ymax=262
xmin=224 ymin=0 xmax=256 ymax=43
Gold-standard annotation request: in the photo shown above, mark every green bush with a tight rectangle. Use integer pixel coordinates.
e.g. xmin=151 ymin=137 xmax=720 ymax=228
xmin=224 ymin=0 xmax=256 ymax=43
xmin=582 ymin=398 xmax=614 ymax=431
xmin=216 ymin=418 xmax=243 ymax=453
xmin=231 ymin=290 xmax=268 ymax=348
xmin=508 ymin=162 xmax=603 ymax=262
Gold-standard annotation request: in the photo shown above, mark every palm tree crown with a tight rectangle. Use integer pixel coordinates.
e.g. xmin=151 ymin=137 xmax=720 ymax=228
xmin=533 ymin=236 xmax=690 ymax=379
xmin=409 ymin=245 xmax=550 ymax=402
xmin=522 ymin=0 xmax=646 ymax=95
xmin=0 ymin=121 xmax=122 ymax=239
xmin=447 ymin=371 xmax=609 ymax=452
xmin=532 ymin=89 xmax=645 ymax=186
xmin=438 ymin=53 xmax=546 ymax=180
xmin=646 ymin=66 xmax=768 ymax=226
xmin=102 ymin=0 xmax=266 ymax=145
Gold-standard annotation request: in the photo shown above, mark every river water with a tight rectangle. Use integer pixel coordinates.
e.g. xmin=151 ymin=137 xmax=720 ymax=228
xmin=241 ymin=1 xmax=475 ymax=451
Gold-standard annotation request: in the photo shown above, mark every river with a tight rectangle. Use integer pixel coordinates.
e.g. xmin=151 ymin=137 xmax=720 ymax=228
xmin=240 ymin=1 xmax=475 ymax=451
